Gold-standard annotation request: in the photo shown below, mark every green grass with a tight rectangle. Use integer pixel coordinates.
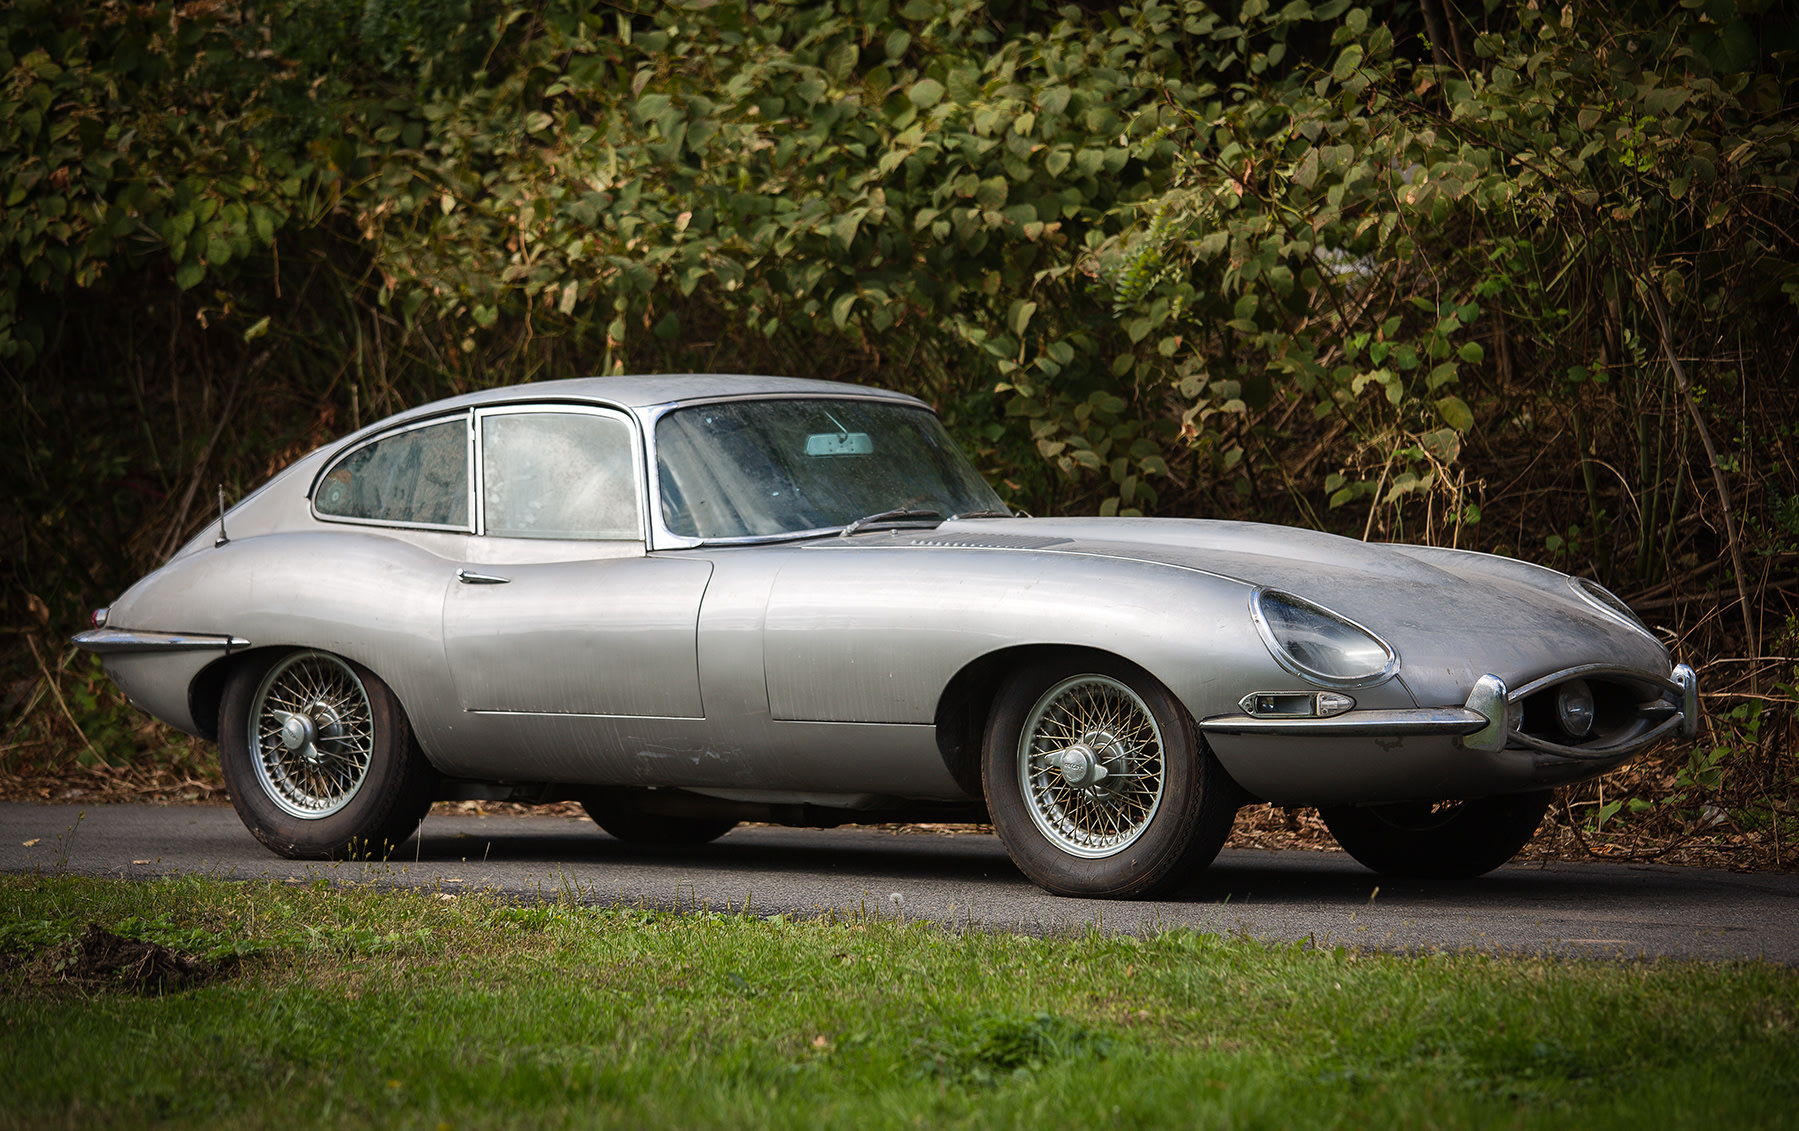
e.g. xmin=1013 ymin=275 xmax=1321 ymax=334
xmin=1 ymin=876 xmax=1795 ymax=1129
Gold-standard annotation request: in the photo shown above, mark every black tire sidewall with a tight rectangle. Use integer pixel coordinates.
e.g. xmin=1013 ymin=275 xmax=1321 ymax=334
xmin=982 ymin=654 xmax=1234 ymax=898
xmin=1319 ymin=790 xmax=1552 ymax=879
xmin=218 ymin=650 xmax=435 ymax=860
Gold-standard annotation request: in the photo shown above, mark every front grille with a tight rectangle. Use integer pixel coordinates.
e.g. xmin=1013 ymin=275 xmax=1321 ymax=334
xmin=1513 ymin=673 xmax=1675 ymax=754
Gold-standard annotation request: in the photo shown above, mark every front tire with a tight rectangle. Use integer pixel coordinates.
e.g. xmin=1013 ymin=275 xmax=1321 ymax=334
xmin=1318 ymin=791 xmax=1552 ymax=879
xmin=219 ymin=650 xmax=436 ymax=860
xmin=982 ymin=655 xmax=1239 ymax=898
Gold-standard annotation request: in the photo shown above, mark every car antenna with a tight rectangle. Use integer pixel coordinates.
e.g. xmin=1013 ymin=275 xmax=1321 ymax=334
xmin=215 ymin=485 xmax=230 ymax=547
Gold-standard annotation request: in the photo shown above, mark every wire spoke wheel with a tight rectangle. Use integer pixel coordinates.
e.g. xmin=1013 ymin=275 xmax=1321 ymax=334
xmin=248 ymin=651 xmax=376 ymax=819
xmin=983 ymin=655 xmax=1238 ymax=899
xmin=1016 ymin=674 xmax=1166 ymax=859
xmin=221 ymin=649 xmax=434 ymax=860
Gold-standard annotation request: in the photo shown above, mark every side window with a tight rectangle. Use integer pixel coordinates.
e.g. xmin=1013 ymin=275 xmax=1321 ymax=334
xmin=481 ymin=411 xmax=640 ymax=540
xmin=315 ymin=417 xmax=469 ymax=528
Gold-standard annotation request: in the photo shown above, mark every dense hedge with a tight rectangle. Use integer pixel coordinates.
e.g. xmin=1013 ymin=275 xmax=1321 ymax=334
xmin=3 ymin=2 xmax=1796 ymax=820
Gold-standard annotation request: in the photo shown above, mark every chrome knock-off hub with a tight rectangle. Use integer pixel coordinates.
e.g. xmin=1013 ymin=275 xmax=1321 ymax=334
xmin=279 ymin=712 xmax=316 ymax=752
xmin=1053 ymin=742 xmax=1109 ymax=788
xmin=251 ymin=652 xmax=376 ymax=820
xmin=1053 ymin=729 xmax=1134 ymax=790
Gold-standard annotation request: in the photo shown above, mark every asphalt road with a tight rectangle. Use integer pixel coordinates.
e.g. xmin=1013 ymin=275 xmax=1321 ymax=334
xmin=3 ymin=802 xmax=1795 ymax=963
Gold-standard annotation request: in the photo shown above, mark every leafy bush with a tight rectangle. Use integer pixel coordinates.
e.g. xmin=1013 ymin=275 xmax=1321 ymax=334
xmin=2 ymin=0 xmax=1794 ymax=838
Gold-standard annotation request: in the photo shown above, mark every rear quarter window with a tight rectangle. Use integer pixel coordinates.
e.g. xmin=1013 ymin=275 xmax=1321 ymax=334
xmin=314 ymin=416 xmax=470 ymax=529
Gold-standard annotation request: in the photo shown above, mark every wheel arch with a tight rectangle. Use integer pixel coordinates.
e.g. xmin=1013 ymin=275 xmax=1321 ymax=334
xmin=187 ymin=650 xmax=260 ymax=743
xmin=934 ymin=644 xmax=1170 ymax=799
xmin=190 ymin=645 xmax=425 ymax=750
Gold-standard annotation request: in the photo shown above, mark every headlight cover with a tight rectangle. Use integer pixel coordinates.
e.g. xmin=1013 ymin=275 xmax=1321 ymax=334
xmin=1250 ymin=590 xmax=1397 ymax=687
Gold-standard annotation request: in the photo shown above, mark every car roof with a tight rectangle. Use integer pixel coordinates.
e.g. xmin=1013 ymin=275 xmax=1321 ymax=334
xmin=391 ymin=373 xmax=924 ymax=422
xmin=320 ymin=374 xmax=926 ymax=455
xmin=301 ymin=374 xmax=929 ymax=491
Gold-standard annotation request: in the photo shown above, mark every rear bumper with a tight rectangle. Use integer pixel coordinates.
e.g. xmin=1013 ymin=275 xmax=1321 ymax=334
xmin=72 ymin=628 xmax=251 ymax=655
xmin=69 ymin=629 xmax=247 ymax=738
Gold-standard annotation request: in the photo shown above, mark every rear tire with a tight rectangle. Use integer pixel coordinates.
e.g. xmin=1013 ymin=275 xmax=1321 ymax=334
xmin=218 ymin=650 xmax=436 ymax=860
xmin=982 ymin=654 xmax=1238 ymax=898
xmin=582 ymin=792 xmax=737 ymax=845
xmin=1318 ymin=791 xmax=1552 ymax=879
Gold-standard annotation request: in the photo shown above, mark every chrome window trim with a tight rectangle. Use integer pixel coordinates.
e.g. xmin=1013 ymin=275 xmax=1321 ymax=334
xmin=639 ymin=394 xmax=954 ymax=551
xmin=1247 ymin=588 xmax=1399 ymax=689
xmin=310 ymin=410 xmax=474 ymax=532
xmin=472 ymin=403 xmax=647 ymax=542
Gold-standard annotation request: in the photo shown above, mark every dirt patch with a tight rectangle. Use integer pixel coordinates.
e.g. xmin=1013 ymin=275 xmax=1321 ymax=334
xmin=24 ymin=923 xmax=214 ymax=993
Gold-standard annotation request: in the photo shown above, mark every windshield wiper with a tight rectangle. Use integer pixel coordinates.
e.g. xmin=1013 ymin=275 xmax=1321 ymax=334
xmin=946 ymin=508 xmax=1013 ymax=520
xmin=840 ymin=508 xmax=944 ymax=538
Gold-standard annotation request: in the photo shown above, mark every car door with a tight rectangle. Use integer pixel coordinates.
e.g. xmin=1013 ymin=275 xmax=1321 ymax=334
xmin=441 ymin=404 xmax=712 ymax=720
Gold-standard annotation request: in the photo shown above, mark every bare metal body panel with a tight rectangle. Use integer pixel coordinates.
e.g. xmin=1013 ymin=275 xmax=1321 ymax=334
xmin=443 ymin=548 xmax=713 ymax=718
xmin=78 ymin=374 xmax=1691 ymax=814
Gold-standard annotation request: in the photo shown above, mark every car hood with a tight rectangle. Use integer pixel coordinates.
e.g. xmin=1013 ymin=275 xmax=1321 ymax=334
xmin=907 ymin=516 xmax=1673 ymax=705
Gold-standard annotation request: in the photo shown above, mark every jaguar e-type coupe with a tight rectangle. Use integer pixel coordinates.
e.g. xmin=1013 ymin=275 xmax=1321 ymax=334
xmin=75 ymin=374 xmax=1698 ymax=897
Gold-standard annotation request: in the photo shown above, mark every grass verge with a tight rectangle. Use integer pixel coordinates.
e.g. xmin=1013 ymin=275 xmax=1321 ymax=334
xmin=1 ymin=876 xmax=1795 ymax=1129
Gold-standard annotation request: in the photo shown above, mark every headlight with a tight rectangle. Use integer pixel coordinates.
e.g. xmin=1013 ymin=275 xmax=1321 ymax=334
xmin=1250 ymin=590 xmax=1396 ymax=687
xmin=1555 ymin=679 xmax=1595 ymax=738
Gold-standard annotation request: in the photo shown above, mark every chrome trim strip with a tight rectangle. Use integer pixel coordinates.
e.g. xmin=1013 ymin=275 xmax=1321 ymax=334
xmin=690 ymin=526 xmax=843 ymax=547
xmin=72 ymin=629 xmax=251 ymax=655
xmin=1198 ymin=706 xmax=1487 ymax=737
xmin=311 ymin=410 xmax=474 ymax=530
xmin=1207 ymin=662 xmax=1700 ymax=754
xmin=639 ymin=395 xmax=949 ymax=551
xmin=465 ymin=708 xmax=705 ymax=721
xmin=472 ymin=403 xmax=647 ymax=540
xmin=1508 ymin=662 xmax=1681 ymax=702
xmin=1508 ymin=714 xmax=1684 ymax=760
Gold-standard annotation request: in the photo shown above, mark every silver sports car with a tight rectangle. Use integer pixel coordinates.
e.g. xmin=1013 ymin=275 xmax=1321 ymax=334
xmin=75 ymin=374 xmax=1698 ymax=897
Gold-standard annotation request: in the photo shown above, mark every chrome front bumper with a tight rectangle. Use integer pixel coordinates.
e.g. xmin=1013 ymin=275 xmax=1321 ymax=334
xmin=1200 ymin=663 xmax=1699 ymax=760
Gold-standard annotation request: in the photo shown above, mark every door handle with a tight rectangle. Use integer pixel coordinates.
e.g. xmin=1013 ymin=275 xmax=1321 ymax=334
xmin=456 ymin=569 xmax=511 ymax=585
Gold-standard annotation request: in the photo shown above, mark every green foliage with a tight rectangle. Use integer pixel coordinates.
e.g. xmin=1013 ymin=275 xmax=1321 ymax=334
xmin=1100 ymin=0 xmax=1799 ymax=554
xmin=3 ymin=0 xmax=1797 ymax=828
xmin=0 ymin=1 xmax=304 ymax=361
xmin=5 ymin=0 xmax=1795 ymax=580
xmin=920 ymin=1011 xmax=1112 ymax=1082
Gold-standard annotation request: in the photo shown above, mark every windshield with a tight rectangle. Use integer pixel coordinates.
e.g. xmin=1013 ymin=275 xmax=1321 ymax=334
xmin=655 ymin=398 xmax=1005 ymax=540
